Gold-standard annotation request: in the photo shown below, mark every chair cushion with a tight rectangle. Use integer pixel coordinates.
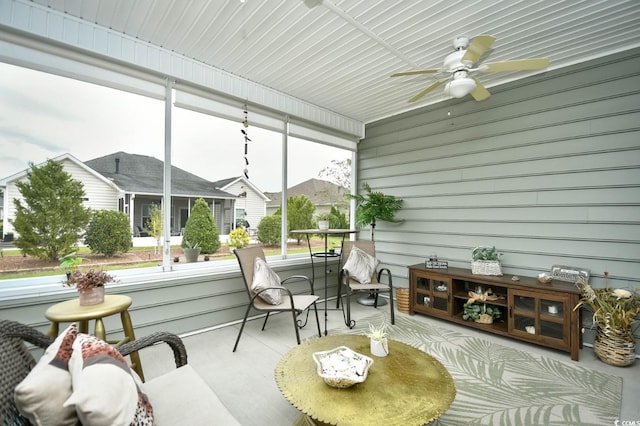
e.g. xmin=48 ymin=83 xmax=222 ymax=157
xmin=63 ymin=333 xmax=154 ymax=426
xmin=343 ymin=246 xmax=379 ymax=284
xmin=14 ymin=323 xmax=79 ymax=426
xmin=251 ymin=257 xmax=282 ymax=305
xmin=144 ymin=364 xmax=240 ymax=425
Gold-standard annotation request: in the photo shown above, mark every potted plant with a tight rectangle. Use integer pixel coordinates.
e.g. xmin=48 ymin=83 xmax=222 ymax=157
xmin=471 ymin=246 xmax=503 ymax=276
xmin=182 ymin=240 xmax=201 ymax=263
xmin=346 ymin=182 xmax=403 ymax=241
xmin=366 ymin=321 xmax=389 ymax=357
xmin=63 ymin=269 xmax=115 ymax=306
xmin=574 ymin=276 xmax=640 ymax=366
xmin=59 ymin=252 xmax=86 ymax=281
xmin=462 ymin=302 xmax=502 ymax=323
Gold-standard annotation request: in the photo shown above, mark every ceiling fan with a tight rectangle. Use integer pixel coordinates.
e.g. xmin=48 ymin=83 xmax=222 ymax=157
xmin=391 ymin=35 xmax=550 ymax=103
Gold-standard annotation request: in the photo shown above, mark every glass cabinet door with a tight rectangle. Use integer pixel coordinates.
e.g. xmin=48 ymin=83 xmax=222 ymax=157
xmin=510 ymin=290 xmax=569 ymax=348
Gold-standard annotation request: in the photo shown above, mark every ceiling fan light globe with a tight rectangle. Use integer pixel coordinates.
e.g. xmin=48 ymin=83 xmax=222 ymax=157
xmin=447 ymin=77 xmax=476 ymax=98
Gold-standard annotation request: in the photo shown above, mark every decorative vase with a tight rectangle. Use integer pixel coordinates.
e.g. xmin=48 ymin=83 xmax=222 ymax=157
xmin=318 ymin=220 xmax=329 ymax=230
xmin=370 ymin=338 xmax=389 ymax=357
xmin=593 ymin=325 xmax=636 ymax=367
xmin=78 ymin=286 xmax=105 ymax=306
xmin=183 ymin=247 xmax=201 ymax=263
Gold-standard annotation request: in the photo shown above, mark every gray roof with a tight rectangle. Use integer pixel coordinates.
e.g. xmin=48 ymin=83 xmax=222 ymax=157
xmin=85 ymin=152 xmax=236 ymax=198
xmin=265 ymin=178 xmax=347 ymax=208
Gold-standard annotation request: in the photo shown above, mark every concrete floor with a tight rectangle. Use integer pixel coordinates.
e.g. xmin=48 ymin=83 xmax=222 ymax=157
xmin=137 ymin=299 xmax=639 ymax=425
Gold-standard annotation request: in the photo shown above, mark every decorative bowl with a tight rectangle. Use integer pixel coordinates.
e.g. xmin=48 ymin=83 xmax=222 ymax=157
xmin=312 ymin=346 xmax=374 ymax=388
xmin=537 ymin=273 xmax=553 ymax=284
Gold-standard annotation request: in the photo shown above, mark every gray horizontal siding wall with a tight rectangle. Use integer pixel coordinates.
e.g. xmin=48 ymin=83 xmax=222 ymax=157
xmin=1 ymin=259 xmax=339 ymax=354
xmin=359 ymin=48 xmax=640 ymax=349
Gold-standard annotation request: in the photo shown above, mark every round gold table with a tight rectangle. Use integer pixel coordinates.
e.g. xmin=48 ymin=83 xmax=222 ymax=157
xmin=45 ymin=294 xmax=144 ymax=380
xmin=275 ymin=334 xmax=456 ymax=426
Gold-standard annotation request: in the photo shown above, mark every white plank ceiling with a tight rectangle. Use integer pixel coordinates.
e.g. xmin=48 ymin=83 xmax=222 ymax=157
xmin=29 ymin=0 xmax=640 ymax=124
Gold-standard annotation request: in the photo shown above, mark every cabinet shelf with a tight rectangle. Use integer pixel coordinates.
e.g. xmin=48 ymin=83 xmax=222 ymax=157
xmin=409 ymin=265 xmax=582 ymax=361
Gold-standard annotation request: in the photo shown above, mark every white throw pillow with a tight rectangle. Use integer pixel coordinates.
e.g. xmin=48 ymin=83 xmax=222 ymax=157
xmin=14 ymin=324 xmax=79 ymax=426
xmin=343 ymin=246 xmax=379 ymax=284
xmin=63 ymin=333 xmax=154 ymax=426
xmin=251 ymin=257 xmax=283 ymax=304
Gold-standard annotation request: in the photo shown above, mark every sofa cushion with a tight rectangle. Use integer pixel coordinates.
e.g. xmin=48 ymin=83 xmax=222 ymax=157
xmin=63 ymin=333 xmax=154 ymax=426
xmin=144 ymin=364 xmax=240 ymax=425
xmin=14 ymin=323 xmax=79 ymax=426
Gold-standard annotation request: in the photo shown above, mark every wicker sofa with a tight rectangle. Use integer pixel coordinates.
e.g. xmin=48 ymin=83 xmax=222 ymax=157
xmin=0 ymin=319 xmax=239 ymax=425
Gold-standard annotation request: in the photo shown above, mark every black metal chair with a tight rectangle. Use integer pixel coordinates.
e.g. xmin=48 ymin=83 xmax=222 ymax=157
xmin=337 ymin=240 xmax=395 ymax=328
xmin=233 ymin=246 xmax=321 ymax=352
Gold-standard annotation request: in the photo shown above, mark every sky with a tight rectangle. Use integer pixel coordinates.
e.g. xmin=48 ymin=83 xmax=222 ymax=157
xmin=0 ymin=62 xmax=350 ymax=193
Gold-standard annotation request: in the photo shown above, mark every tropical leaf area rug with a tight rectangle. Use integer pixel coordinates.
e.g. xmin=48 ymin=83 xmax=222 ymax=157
xmin=330 ymin=313 xmax=622 ymax=426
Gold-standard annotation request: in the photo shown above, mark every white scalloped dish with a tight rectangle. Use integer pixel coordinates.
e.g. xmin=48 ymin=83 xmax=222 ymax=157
xmin=312 ymin=346 xmax=374 ymax=388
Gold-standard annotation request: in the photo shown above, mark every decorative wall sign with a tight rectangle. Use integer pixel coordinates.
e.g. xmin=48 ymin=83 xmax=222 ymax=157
xmin=550 ymin=265 xmax=590 ymax=283
xmin=425 ymin=260 xmax=448 ymax=269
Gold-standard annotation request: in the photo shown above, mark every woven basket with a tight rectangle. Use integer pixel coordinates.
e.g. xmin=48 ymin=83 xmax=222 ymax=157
xmin=474 ymin=313 xmax=494 ymax=324
xmin=396 ymin=288 xmax=410 ymax=314
xmin=471 ymin=247 xmax=502 ymax=276
xmin=593 ymin=325 xmax=636 ymax=367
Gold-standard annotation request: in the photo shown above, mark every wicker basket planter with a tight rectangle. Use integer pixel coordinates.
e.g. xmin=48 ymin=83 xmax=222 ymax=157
xmin=471 ymin=247 xmax=503 ymax=276
xmin=396 ymin=288 xmax=410 ymax=314
xmin=475 ymin=313 xmax=494 ymax=324
xmin=593 ymin=325 xmax=636 ymax=367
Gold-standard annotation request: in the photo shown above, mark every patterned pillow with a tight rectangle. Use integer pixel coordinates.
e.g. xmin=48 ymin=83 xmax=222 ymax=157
xmin=63 ymin=333 xmax=154 ymax=426
xmin=14 ymin=323 xmax=79 ymax=426
xmin=251 ymin=257 xmax=283 ymax=304
xmin=343 ymin=246 xmax=379 ymax=284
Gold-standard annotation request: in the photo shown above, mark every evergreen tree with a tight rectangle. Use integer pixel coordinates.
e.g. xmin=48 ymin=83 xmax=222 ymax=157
xmin=84 ymin=210 xmax=132 ymax=257
xmin=11 ymin=160 xmax=91 ymax=261
xmin=181 ymin=198 xmax=220 ymax=253
xmin=276 ymin=194 xmax=315 ymax=244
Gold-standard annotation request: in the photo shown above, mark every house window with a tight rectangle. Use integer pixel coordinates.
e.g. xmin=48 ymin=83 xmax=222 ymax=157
xmin=141 ymin=204 xmax=152 ymax=229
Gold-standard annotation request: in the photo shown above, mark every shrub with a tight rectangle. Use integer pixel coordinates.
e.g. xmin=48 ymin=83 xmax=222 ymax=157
xmin=257 ymin=215 xmax=281 ymax=246
xmin=228 ymin=227 xmax=250 ymax=249
xmin=182 ymin=198 xmax=220 ymax=253
xmin=84 ymin=210 xmax=132 ymax=257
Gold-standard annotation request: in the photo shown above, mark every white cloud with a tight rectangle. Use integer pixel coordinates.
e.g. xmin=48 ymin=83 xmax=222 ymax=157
xmin=0 ymin=62 xmax=350 ymax=192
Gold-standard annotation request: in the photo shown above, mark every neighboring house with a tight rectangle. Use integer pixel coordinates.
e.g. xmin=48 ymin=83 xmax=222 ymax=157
xmin=211 ymin=176 xmax=270 ymax=234
xmin=1 ymin=153 xmax=122 ymax=237
xmin=264 ymin=178 xmax=348 ymax=217
xmin=1 ymin=152 xmax=270 ymax=237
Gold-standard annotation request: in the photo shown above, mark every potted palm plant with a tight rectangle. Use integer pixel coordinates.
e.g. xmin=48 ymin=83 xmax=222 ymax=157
xmin=574 ymin=276 xmax=640 ymax=366
xmin=346 ymin=182 xmax=403 ymax=241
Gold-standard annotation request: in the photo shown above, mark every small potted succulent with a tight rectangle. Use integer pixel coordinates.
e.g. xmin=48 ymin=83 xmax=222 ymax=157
xmin=366 ymin=321 xmax=389 ymax=357
xmin=182 ymin=240 xmax=201 ymax=263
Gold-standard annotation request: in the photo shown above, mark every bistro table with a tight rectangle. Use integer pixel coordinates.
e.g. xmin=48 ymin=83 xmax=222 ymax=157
xmin=275 ymin=334 xmax=456 ymax=426
xmin=292 ymin=229 xmax=356 ymax=335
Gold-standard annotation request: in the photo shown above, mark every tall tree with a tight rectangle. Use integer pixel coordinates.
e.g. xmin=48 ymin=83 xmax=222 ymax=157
xmin=11 ymin=159 xmax=91 ymax=261
xmin=277 ymin=195 xmax=315 ymax=244
xmin=147 ymin=203 xmax=163 ymax=254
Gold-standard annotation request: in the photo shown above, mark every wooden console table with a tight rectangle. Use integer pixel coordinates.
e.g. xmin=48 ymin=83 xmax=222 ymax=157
xmin=408 ymin=265 xmax=583 ymax=361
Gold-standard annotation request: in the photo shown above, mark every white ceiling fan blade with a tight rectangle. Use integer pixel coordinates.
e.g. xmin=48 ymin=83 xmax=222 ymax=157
xmin=480 ymin=58 xmax=550 ymax=72
xmin=461 ymin=34 xmax=496 ymax=65
xmin=408 ymin=80 xmax=443 ymax=103
xmin=391 ymin=69 xmax=441 ymax=77
xmin=470 ymin=78 xmax=490 ymax=101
